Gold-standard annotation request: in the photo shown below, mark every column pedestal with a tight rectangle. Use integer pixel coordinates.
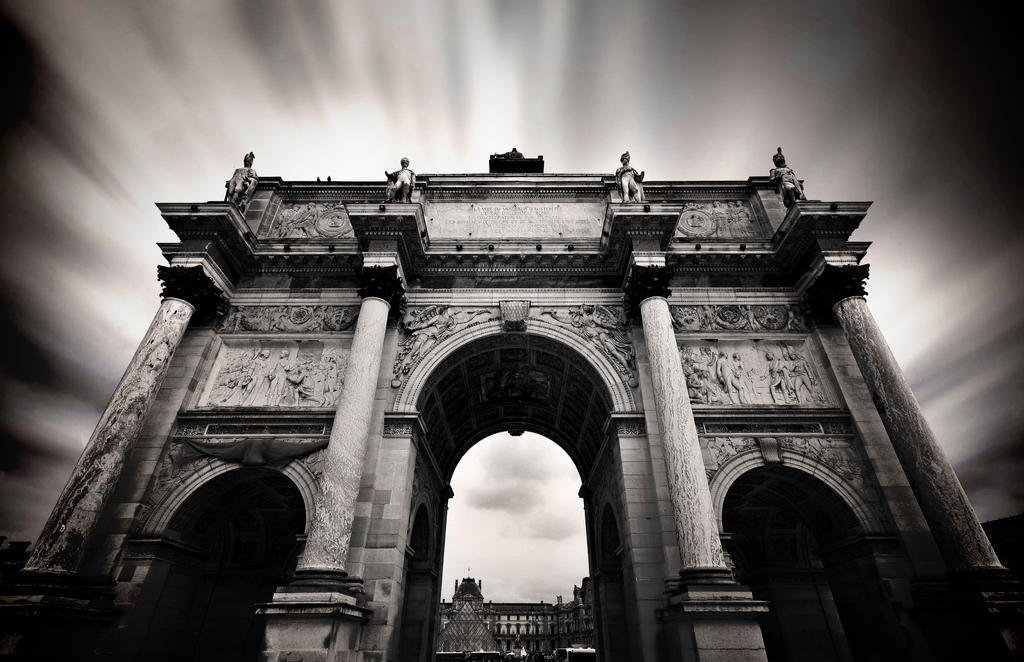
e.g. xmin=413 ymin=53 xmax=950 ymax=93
xmin=660 ymin=569 xmax=770 ymax=662
xmin=258 ymin=585 xmax=373 ymax=662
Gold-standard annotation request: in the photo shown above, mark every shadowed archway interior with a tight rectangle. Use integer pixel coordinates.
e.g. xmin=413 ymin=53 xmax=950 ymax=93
xmin=723 ymin=466 xmax=905 ymax=662
xmin=417 ymin=334 xmax=613 ymax=480
xmin=128 ymin=469 xmax=305 ymax=662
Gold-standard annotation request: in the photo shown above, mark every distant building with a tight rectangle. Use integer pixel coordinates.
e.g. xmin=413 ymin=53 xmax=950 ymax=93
xmin=438 ymin=577 xmax=594 ymax=654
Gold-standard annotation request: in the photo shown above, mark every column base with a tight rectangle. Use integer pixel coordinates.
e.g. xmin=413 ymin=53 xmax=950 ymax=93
xmin=258 ymin=572 xmax=373 ymax=662
xmin=0 ymin=571 xmax=117 ymax=660
xmin=658 ymin=569 xmax=769 ymax=662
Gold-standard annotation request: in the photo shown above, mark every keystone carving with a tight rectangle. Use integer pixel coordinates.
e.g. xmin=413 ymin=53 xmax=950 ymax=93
xmin=499 ymin=300 xmax=530 ymax=332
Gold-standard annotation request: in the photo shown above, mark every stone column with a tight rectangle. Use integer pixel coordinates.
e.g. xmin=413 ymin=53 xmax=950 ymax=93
xmin=808 ymin=264 xmax=1003 ymax=574
xmin=626 ymin=266 xmax=727 ymax=573
xmin=296 ymin=265 xmax=405 ymax=579
xmin=24 ymin=266 xmax=225 ymax=575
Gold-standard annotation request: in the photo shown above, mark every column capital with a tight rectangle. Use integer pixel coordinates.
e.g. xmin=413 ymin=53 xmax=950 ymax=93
xmin=805 ymin=263 xmax=869 ymax=323
xmin=157 ymin=265 xmax=229 ymax=322
xmin=623 ymin=265 xmax=673 ymax=317
xmin=357 ymin=264 xmax=406 ymax=312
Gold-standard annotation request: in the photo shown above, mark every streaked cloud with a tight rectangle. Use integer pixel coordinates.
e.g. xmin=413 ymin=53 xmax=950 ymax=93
xmin=0 ymin=0 xmax=1021 ymax=599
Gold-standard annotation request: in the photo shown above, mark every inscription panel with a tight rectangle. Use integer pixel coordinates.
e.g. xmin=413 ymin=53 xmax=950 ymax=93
xmin=679 ymin=338 xmax=838 ymax=407
xmin=424 ymin=202 xmax=606 ymax=239
xmin=196 ymin=340 xmax=349 ymax=409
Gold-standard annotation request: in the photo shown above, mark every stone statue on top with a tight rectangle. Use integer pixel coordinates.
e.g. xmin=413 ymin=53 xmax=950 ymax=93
xmin=385 ymin=157 xmax=415 ymax=203
xmin=616 ymin=151 xmax=645 ymax=203
xmin=224 ymin=152 xmax=259 ymax=212
xmin=769 ymin=147 xmax=806 ymax=209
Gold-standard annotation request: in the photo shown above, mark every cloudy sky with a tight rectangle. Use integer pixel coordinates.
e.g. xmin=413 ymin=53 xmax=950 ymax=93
xmin=0 ymin=1 xmax=1021 ymax=601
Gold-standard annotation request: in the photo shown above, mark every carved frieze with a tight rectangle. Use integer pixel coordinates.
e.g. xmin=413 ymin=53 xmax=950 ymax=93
xmin=268 ymin=202 xmax=354 ymax=238
xmin=675 ymin=201 xmax=762 ymax=240
xmin=700 ymin=435 xmax=865 ymax=483
xmin=391 ymin=306 xmax=497 ymax=387
xmin=670 ymin=304 xmax=807 ymax=332
xmin=701 ymin=436 xmax=758 ymax=475
xmin=779 ymin=437 xmax=864 ymax=481
xmin=219 ymin=305 xmax=359 ymax=333
xmin=198 ymin=341 xmax=348 ymax=408
xmin=680 ymin=339 xmax=832 ymax=406
xmin=541 ymin=305 xmax=638 ymax=388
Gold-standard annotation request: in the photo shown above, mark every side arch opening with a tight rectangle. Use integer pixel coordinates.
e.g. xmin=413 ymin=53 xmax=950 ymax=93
xmin=126 ymin=467 xmax=305 ymax=662
xmin=723 ymin=465 xmax=907 ymax=662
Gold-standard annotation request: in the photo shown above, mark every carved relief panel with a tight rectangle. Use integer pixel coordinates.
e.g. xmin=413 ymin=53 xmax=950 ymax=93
xmin=196 ymin=340 xmax=349 ymax=409
xmin=391 ymin=306 xmax=498 ymax=387
xmin=679 ymin=338 xmax=837 ymax=407
xmin=674 ymin=200 xmax=766 ymax=240
xmin=265 ymin=202 xmax=355 ymax=239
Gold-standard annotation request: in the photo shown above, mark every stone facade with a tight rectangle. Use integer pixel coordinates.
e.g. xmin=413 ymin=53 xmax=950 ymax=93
xmin=1 ymin=156 xmax=1020 ymax=662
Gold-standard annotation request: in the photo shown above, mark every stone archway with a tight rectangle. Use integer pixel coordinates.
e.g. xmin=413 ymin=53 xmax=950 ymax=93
xmin=120 ymin=467 xmax=306 ymax=662
xmin=396 ymin=331 xmax=641 ymax=659
xmin=721 ymin=465 xmax=909 ymax=662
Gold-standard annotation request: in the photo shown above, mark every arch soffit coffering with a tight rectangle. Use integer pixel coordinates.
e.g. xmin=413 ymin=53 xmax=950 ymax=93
xmin=709 ymin=450 xmax=885 ymax=535
xmin=393 ymin=319 xmax=638 ymax=414
xmin=141 ymin=458 xmax=318 ymax=537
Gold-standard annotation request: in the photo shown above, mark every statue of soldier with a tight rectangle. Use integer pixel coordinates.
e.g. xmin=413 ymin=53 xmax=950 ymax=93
xmin=385 ymin=157 xmax=415 ymax=203
xmin=616 ymin=151 xmax=645 ymax=203
xmin=769 ymin=147 xmax=806 ymax=208
xmin=224 ymin=152 xmax=259 ymax=212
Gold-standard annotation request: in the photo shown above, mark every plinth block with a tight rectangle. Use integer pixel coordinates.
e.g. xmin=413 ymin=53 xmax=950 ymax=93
xmin=659 ymin=571 xmax=769 ymax=662
xmin=258 ymin=579 xmax=372 ymax=662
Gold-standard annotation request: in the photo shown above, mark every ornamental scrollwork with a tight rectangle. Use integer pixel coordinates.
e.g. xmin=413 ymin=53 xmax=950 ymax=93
xmin=541 ymin=305 xmax=638 ymax=388
xmin=391 ymin=306 xmax=497 ymax=387
xmin=670 ymin=304 xmax=806 ymax=332
xmin=700 ymin=435 xmax=866 ymax=484
xmin=219 ymin=305 xmax=359 ymax=333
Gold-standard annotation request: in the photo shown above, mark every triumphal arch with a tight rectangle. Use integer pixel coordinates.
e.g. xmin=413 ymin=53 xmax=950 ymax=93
xmin=3 ymin=150 xmax=1022 ymax=661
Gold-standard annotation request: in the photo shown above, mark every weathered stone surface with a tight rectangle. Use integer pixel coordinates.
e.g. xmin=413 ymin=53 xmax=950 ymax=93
xmin=679 ymin=338 xmax=834 ymax=406
xmin=424 ymin=202 xmax=606 ymax=238
xmin=639 ymin=295 xmax=726 ymax=570
xmin=297 ymin=296 xmax=391 ymax=574
xmin=834 ymin=295 xmax=1003 ymax=572
xmin=196 ymin=341 xmax=348 ymax=408
xmin=24 ymin=298 xmax=194 ymax=574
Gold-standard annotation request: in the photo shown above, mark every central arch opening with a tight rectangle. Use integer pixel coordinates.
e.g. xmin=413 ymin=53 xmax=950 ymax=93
xmin=438 ymin=432 xmax=589 ymax=656
xmin=397 ymin=333 xmax=632 ymax=662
